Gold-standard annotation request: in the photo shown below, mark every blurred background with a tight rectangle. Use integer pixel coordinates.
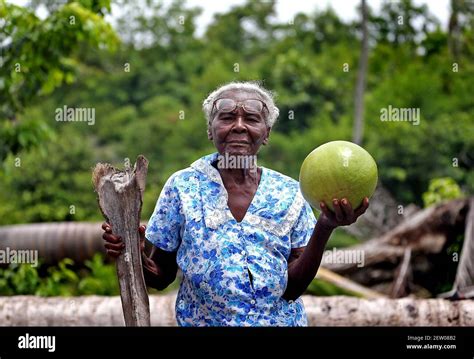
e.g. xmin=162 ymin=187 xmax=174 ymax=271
xmin=0 ymin=0 xmax=473 ymax=305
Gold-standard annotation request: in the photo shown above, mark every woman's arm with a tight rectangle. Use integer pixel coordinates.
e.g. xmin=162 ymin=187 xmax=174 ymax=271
xmin=283 ymin=198 xmax=369 ymax=301
xmin=142 ymin=244 xmax=178 ymax=290
xmin=102 ymin=223 xmax=178 ymax=291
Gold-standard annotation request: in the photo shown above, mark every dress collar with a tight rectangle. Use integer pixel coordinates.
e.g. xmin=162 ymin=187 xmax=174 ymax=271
xmin=190 ymin=152 xmax=305 ymax=236
xmin=190 ymin=152 xmax=223 ymax=185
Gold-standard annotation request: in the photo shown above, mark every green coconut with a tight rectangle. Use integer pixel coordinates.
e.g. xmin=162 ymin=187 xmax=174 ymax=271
xmin=299 ymin=141 xmax=378 ymax=211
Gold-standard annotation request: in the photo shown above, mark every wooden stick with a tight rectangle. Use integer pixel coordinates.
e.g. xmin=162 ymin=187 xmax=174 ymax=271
xmin=316 ymin=267 xmax=386 ymax=299
xmin=92 ymin=155 xmax=150 ymax=326
xmin=440 ymin=197 xmax=474 ymax=299
xmin=390 ymin=247 xmax=412 ymax=298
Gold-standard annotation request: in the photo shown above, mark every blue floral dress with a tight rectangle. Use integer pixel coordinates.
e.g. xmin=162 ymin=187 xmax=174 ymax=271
xmin=145 ymin=152 xmax=317 ymax=326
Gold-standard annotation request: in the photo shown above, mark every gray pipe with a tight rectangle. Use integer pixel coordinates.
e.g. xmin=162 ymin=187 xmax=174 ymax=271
xmin=0 ymin=222 xmax=106 ymax=265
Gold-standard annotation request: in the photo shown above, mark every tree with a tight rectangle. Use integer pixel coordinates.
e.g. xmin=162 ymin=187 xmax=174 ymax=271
xmin=0 ymin=0 xmax=118 ymax=161
xmin=448 ymin=0 xmax=474 ymax=58
xmin=353 ymin=0 xmax=369 ymax=144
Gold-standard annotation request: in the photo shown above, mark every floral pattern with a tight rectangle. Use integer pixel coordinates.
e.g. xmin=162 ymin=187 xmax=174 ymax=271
xmin=145 ymin=152 xmax=317 ymax=326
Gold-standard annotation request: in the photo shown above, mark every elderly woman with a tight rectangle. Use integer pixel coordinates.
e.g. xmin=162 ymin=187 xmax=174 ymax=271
xmin=102 ymin=81 xmax=369 ymax=326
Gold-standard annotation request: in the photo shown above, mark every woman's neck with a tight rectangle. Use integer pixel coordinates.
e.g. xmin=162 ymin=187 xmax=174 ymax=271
xmin=212 ymin=160 xmax=260 ymax=186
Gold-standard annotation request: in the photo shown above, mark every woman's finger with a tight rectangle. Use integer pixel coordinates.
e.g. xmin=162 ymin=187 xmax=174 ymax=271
xmin=103 ymin=232 xmax=122 ymax=244
xmin=332 ymin=199 xmax=344 ymax=222
xmin=354 ymin=197 xmax=370 ymax=217
xmin=101 ymin=222 xmax=112 ymax=233
xmin=106 ymin=249 xmax=121 ymax=258
xmin=340 ymin=198 xmax=354 ymax=219
xmin=139 ymin=225 xmax=146 ymax=239
xmin=105 ymin=242 xmax=125 ymax=251
xmin=320 ymin=202 xmax=334 ymax=219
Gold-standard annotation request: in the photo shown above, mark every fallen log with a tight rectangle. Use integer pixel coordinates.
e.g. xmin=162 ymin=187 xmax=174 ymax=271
xmin=92 ymin=155 xmax=150 ymax=327
xmin=303 ymin=295 xmax=474 ymax=326
xmin=323 ymin=198 xmax=470 ymax=274
xmin=343 ymin=186 xmax=416 ymax=239
xmin=1 ymin=294 xmax=473 ymax=326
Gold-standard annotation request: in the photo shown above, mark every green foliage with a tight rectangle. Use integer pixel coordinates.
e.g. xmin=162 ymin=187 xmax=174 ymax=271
xmin=78 ymin=255 xmax=119 ymax=295
xmin=0 ymin=0 xmax=119 ymax=160
xmin=0 ymin=127 xmax=100 ymax=224
xmin=0 ymin=117 xmax=53 ymax=161
xmin=0 ymin=261 xmax=41 ymax=295
xmin=422 ymin=177 xmax=463 ymax=207
xmin=0 ymin=254 xmax=119 ymax=296
xmin=36 ymin=258 xmax=80 ymax=296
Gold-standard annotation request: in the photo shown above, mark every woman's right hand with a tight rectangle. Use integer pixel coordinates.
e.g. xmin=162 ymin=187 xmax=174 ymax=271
xmin=101 ymin=222 xmax=146 ymax=258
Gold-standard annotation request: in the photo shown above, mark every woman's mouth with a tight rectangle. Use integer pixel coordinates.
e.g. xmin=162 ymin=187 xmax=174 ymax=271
xmin=227 ymin=141 xmax=250 ymax=145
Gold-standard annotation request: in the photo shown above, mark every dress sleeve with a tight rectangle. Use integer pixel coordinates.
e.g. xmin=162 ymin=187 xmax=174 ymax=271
xmin=145 ymin=174 xmax=184 ymax=252
xmin=290 ymin=198 xmax=317 ymax=248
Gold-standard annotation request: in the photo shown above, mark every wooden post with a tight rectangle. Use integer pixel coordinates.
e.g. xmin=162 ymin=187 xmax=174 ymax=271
xmin=92 ymin=155 xmax=150 ymax=326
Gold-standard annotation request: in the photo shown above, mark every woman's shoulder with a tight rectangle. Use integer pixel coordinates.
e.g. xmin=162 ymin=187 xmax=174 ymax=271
xmin=166 ymin=167 xmax=200 ymax=186
xmin=165 ymin=165 xmax=218 ymax=190
xmin=261 ymin=167 xmax=305 ymax=202
xmin=263 ymin=167 xmax=300 ymax=189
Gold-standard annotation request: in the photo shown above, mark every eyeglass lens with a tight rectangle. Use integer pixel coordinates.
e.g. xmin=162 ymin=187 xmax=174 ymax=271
xmin=215 ymin=99 xmax=264 ymax=114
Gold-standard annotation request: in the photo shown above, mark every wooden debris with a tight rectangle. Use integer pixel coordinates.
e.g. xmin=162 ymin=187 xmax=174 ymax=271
xmin=316 ymin=267 xmax=386 ymax=299
xmin=92 ymin=155 xmax=150 ymax=326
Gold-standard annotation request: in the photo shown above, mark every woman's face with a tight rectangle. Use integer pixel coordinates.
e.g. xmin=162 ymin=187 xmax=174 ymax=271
xmin=208 ymin=90 xmax=271 ymax=158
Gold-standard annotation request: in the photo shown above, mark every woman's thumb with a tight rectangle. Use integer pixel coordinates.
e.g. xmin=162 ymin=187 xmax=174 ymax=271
xmin=139 ymin=225 xmax=146 ymax=251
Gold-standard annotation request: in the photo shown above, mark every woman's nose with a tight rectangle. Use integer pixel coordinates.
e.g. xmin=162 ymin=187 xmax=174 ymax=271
xmin=232 ymin=115 xmax=247 ymax=131
xmin=228 ymin=107 xmax=247 ymax=130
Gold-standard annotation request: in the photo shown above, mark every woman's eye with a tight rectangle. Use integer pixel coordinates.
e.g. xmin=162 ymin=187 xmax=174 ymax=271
xmin=219 ymin=116 xmax=234 ymax=121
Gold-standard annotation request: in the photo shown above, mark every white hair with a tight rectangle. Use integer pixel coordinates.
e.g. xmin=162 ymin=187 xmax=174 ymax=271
xmin=202 ymin=81 xmax=279 ymax=129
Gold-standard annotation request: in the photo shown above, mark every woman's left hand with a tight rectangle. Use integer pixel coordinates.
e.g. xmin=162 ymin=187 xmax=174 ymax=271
xmin=317 ymin=197 xmax=369 ymax=230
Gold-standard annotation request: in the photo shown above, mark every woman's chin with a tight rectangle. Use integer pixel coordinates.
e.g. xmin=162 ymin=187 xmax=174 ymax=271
xmin=223 ymin=146 xmax=253 ymax=157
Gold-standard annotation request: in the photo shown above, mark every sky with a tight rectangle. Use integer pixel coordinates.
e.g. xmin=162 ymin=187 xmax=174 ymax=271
xmin=182 ymin=0 xmax=450 ymax=35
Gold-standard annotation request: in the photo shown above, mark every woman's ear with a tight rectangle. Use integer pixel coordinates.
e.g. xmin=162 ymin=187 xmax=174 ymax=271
xmin=207 ymin=129 xmax=213 ymax=140
xmin=263 ymin=126 xmax=272 ymax=145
